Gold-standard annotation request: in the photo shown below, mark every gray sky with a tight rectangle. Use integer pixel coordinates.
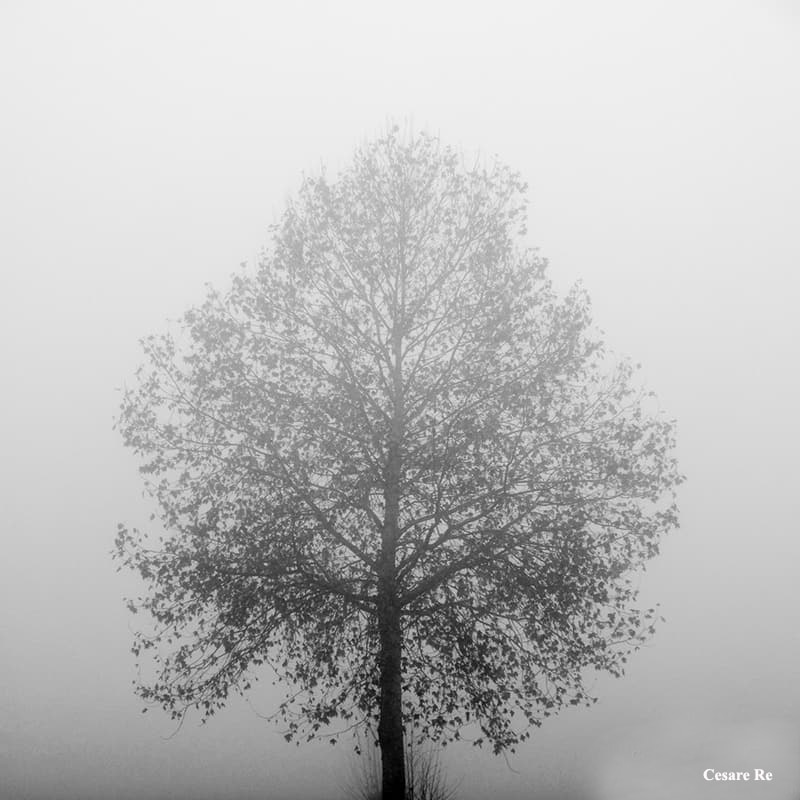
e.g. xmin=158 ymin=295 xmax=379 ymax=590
xmin=1 ymin=1 xmax=799 ymax=798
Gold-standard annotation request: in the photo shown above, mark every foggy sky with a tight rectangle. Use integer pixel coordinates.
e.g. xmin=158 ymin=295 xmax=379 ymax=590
xmin=2 ymin=1 xmax=799 ymax=798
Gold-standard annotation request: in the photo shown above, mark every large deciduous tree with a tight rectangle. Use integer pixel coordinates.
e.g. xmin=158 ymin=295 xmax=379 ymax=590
xmin=115 ymin=127 xmax=680 ymax=800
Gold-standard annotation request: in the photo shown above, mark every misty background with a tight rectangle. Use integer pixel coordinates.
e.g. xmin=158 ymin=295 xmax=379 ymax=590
xmin=1 ymin=2 xmax=799 ymax=798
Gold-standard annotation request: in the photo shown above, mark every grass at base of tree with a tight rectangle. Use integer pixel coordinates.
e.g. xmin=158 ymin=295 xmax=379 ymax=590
xmin=342 ymin=733 xmax=458 ymax=800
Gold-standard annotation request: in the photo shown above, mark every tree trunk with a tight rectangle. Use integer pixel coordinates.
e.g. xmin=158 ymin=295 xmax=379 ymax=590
xmin=379 ymin=432 xmax=405 ymax=800
xmin=378 ymin=589 xmax=405 ymax=800
xmin=381 ymin=268 xmax=406 ymax=800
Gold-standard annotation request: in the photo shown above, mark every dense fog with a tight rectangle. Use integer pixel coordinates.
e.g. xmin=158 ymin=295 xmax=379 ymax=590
xmin=2 ymin=2 xmax=799 ymax=798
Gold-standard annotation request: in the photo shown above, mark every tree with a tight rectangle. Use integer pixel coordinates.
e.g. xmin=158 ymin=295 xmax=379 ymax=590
xmin=115 ymin=127 xmax=681 ymax=800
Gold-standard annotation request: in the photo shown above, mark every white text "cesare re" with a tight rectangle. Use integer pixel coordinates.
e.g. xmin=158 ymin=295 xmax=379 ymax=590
xmin=704 ymin=769 xmax=773 ymax=781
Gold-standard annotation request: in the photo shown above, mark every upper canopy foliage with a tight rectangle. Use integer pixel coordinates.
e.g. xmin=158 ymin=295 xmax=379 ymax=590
xmin=115 ymin=126 xmax=681 ymax=753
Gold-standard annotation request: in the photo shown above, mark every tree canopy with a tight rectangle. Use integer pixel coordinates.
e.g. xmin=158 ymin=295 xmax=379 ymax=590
xmin=115 ymin=127 xmax=680 ymax=798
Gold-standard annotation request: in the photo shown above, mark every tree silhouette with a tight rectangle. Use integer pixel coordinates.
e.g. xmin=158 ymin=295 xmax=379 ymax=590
xmin=115 ymin=127 xmax=681 ymax=800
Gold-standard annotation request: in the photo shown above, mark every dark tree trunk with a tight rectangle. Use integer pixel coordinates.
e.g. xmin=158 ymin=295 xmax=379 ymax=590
xmin=379 ymin=436 xmax=405 ymax=800
xmin=380 ymin=268 xmax=407 ymax=800
xmin=377 ymin=587 xmax=405 ymax=800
